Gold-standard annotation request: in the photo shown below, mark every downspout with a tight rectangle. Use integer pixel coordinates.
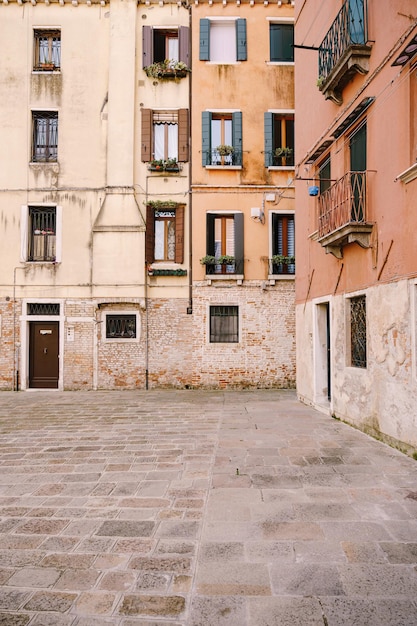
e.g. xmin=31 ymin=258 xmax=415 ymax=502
xmin=145 ymin=175 xmax=149 ymax=390
xmin=187 ymin=1 xmax=193 ymax=316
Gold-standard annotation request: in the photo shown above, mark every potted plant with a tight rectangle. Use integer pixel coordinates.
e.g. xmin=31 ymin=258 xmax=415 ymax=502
xmin=217 ymin=255 xmax=235 ymax=265
xmin=144 ymin=59 xmax=190 ymax=79
xmin=200 ymin=255 xmax=216 ymax=274
xmin=273 ymin=147 xmax=293 ymax=166
xmin=149 ymin=159 xmax=165 ymax=171
xmin=271 ymin=254 xmax=295 ymax=274
xmin=165 ymin=158 xmax=180 ymax=172
xmin=216 ymin=145 xmax=234 ymax=157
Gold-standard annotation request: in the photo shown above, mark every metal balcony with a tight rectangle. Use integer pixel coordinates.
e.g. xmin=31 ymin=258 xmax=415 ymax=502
xmin=318 ymin=0 xmax=372 ymax=105
xmin=317 ymin=171 xmax=373 ymax=258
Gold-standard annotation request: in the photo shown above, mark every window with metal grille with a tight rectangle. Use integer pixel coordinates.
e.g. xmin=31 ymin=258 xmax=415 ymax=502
xmin=210 ymin=305 xmax=239 ymax=343
xmin=28 ymin=303 xmax=60 ymax=315
xmin=32 ymin=112 xmax=58 ymax=162
xmin=350 ymin=295 xmax=367 ymax=368
xmin=34 ymin=29 xmax=61 ymax=71
xmin=106 ymin=314 xmax=137 ymax=339
xmin=28 ymin=207 xmax=56 ymax=262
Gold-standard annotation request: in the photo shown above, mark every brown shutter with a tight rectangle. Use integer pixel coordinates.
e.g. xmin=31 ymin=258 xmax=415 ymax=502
xmin=178 ymin=26 xmax=190 ymax=66
xmin=175 ymin=204 xmax=184 ymax=264
xmin=178 ymin=109 xmax=189 ymax=162
xmin=142 ymin=25 xmax=153 ymax=68
xmin=145 ymin=204 xmax=155 ymax=264
xmin=141 ymin=108 xmax=152 ymax=162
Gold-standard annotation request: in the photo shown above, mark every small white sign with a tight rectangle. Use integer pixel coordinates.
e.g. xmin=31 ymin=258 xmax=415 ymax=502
xmin=66 ymin=326 xmax=75 ymax=342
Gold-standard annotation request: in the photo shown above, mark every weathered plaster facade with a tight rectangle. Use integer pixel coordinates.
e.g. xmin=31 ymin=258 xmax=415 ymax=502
xmin=295 ymin=0 xmax=417 ymax=450
xmin=0 ymin=0 xmax=296 ymax=390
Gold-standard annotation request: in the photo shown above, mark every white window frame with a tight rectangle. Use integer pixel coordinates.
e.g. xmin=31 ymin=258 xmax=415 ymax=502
xmin=21 ymin=204 xmax=62 ymax=263
xmin=206 ymin=17 xmax=241 ymax=65
xmin=266 ymin=17 xmax=295 ymax=66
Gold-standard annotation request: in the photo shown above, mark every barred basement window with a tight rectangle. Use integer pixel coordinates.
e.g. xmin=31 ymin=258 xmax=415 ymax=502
xmin=28 ymin=303 xmax=60 ymax=315
xmin=106 ymin=314 xmax=137 ymax=339
xmin=350 ymin=295 xmax=366 ymax=368
xmin=210 ymin=305 xmax=238 ymax=343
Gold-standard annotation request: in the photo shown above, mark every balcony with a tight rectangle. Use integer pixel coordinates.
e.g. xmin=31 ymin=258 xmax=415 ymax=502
xmin=268 ymin=256 xmax=295 ymax=276
xmin=317 ymin=171 xmax=373 ymax=258
xmin=204 ymin=150 xmax=243 ymax=167
xmin=318 ymin=0 xmax=372 ymax=105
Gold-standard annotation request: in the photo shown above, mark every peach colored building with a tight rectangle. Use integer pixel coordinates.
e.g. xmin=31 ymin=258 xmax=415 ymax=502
xmin=190 ymin=0 xmax=296 ymax=388
xmin=295 ymin=0 xmax=417 ymax=451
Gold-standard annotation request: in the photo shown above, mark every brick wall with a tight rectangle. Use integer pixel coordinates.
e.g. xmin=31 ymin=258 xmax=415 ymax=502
xmin=0 ymin=300 xmax=15 ymax=390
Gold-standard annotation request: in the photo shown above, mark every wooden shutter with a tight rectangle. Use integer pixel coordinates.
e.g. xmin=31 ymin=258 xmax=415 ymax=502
xmin=234 ymin=213 xmax=244 ymax=273
xmin=236 ymin=19 xmax=247 ymax=61
xmin=141 ymin=109 xmax=152 ymax=162
xmin=179 ymin=26 xmax=190 ymax=66
xmin=142 ymin=25 xmax=153 ymax=68
xmin=199 ymin=19 xmax=210 ymax=61
xmin=175 ymin=204 xmax=184 ymax=264
xmin=178 ymin=109 xmax=189 ymax=162
xmin=232 ymin=112 xmax=242 ymax=159
xmin=145 ymin=205 xmax=155 ymax=264
xmin=206 ymin=213 xmax=215 ymax=255
xmin=202 ymin=111 xmax=212 ymax=166
xmin=264 ymin=112 xmax=273 ymax=167
xmin=270 ymin=24 xmax=294 ymax=62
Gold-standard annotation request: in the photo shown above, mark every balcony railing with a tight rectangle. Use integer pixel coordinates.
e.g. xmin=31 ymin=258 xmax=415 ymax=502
xmin=317 ymin=171 xmax=373 ymax=257
xmin=204 ymin=150 xmax=242 ymax=167
xmin=204 ymin=259 xmax=244 ymax=275
xmin=318 ymin=0 xmax=371 ymax=104
xmin=268 ymin=258 xmax=295 ymax=276
xmin=265 ymin=151 xmax=295 ymax=168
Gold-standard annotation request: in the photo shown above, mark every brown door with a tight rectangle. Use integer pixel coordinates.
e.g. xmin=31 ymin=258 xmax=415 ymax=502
xmin=29 ymin=321 xmax=59 ymax=388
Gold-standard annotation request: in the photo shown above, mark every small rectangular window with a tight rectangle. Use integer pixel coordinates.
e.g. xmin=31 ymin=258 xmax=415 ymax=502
xmin=199 ymin=19 xmax=247 ymax=62
xmin=32 ymin=112 xmax=58 ymax=162
xmin=270 ymin=23 xmax=294 ymax=62
xmin=350 ymin=295 xmax=367 ymax=368
xmin=210 ymin=305 xmax=239 ymax=343
xmin=28 ymin=207 xmax=56 ymax=262
xmin=106 ymin=314 xmax=137 ymax=339
xmin=34 ymin=29 xmax=61 ymax=71
xmin=28 ymin=303 xmax=60 ymax=316
xmin=205 ymin=213 xmax=244 ymax=275
xmin=271 ymin=214 xmax=295 ymax=275
xmin=264 ymin=113 xmax=294 ymax=167
xmin=146 ymin=204 xmax=185 ymax=264
xmin=202 ymin=111 xmax=243 ymax=166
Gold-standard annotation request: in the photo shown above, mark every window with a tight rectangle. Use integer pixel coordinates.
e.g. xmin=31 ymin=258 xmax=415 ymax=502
xmin=142 ymin=26 xmax=189 ymax=67
xmin=210 ymin=306 xmax=239 ymax=343
xmin=202 ymin=111 xmax=242 ymax=166
xmin=270 ymin=23 xmax=294 ymax=62
xmin=34 ymin=29 xmax=61 ymax=71
xmin=199 ymin=19 xmax=247 ymax=62
xmin=319 ymin=156 xmax=331 ymax=194
xmin=141 ymin=109 xmax=189 ymax=163
xmin=146 ymin=204 xmax=184 ymax=264
xmin=106 ymin=314 xmax=137 ymax=339
xmin=271 ymin=213 xmax=295 ymax=275
xmin=28 ymin=207 xmax=56 ymax=262
xmin=205 ymin=213 xmax=244 ymax=274
xmin=350 ymin=295 xmax=367 ymax=368
xmin=32 ymin=112 xmax=58 ymax=163
xmin=264 ymin=112 xmax=294 ymax=167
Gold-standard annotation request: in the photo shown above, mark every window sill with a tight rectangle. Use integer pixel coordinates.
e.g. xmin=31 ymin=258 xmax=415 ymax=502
xmin=25 ymin=260 xmax=58 ymax=265
xmin=205 ymin=61 xmax=241 ymax=65
xmin=205 ymin=274 xmax=244 ymax=286
xmin=266 ymin=61 xmax=294 ymax=66
xmin=268 ymin=166 xmax=294 ymax=171
xmin=268 ymin=274 xmax=295 ymax=282
xmin=205 ymin=165 xmax=242 ymax=170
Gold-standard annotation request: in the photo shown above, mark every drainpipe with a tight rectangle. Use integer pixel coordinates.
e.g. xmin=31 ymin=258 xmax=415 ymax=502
xmin=145 ymin=175 xmax=149 ymax=390
xmin=187 ymin=1 xmax=193 ymax=316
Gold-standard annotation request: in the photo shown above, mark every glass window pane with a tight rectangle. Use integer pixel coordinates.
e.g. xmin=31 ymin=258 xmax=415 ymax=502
xmin=167 ymin=124 xmax=178 ymax=160
xmin=168 ymin=37 xmax=179 ymax=61
xmin=154 ymin=220 xmax=165 ymax=260
xmin=154 ymin=124 xmax=165 ymax=160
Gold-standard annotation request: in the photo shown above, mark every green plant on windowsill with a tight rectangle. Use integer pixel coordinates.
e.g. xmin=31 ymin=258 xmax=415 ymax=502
xmin=147 ymin=200 xmax=179 ymax=209
xmin=165 ymin=158 xmax=180 ymax=170
xmin=217 ymin=255 xmax=235 ymax=265
xmin=271 ymin=254 xmax=295 ymax=265
xmin=317 ymin=75 xmax=325 ymax=88
xmin=200 ymin=255 xmax=216 ymax=266
xmin=274 ymin=147 xmax=293 ymax=158
xmin=144 ymin=59 xmax=190 ymax=79
xmin=216 ymin=145 xmax=234 ymax=157
xmin=149 ymin=159 xmax=165 ymax=170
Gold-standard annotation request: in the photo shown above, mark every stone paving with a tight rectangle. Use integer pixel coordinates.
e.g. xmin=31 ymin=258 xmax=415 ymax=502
xmin=0 ymin=389 xmax=416 ymax=625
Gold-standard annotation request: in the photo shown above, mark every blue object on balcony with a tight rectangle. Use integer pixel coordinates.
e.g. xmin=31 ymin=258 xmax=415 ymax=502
xmin=309 ymin=186 xmax=319 ymax=196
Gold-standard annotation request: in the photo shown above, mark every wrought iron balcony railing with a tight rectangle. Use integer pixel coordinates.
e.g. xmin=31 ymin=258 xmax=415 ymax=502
xmin=265 ymin=151 xmax=295 ymax=168
xmin=204 ymin=150 xmax=243 ymax=167
xmin=204 ymin=259 xmax=244 ymax=275
xmin=268 ymin=258 xmax=295 ymax=276
xmin=318 ymin=0 xmax=371 ymax=104
xmin=318 ymin=171 xmax=366 ymax=238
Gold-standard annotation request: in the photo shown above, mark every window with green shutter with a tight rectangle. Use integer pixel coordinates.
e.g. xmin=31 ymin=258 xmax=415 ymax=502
xmin=202 ymin=111 xmax=243 ymax=167
xmin=270 ymin=23 xmax=294 ymax=62
xmin=205 ymin=213 xmax=244 ymax=275
xmin=199 ymin=18 xmax=247 ymax=62
xmin=264 ymin=112 xmax=294 ymax=167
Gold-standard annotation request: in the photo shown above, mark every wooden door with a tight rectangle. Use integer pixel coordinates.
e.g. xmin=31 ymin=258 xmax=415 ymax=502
xmin=29 ymin=321 xmax=59 ymax=388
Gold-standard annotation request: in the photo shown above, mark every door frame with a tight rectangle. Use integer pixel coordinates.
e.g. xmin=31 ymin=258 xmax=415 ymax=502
xmin=313 ymin=297 xmax=332 ymax=408
xmin=20 ymin=299 xmax=65 ymax=391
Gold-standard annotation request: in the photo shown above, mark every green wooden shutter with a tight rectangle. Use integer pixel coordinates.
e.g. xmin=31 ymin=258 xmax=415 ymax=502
xmin=236 ymin=19 xmax=247 ymax=61
xmin=206 ymin=213 xmax=215 ymax=255
xmin=142 ymin=25 xmax=153 ymax=68
xmin=234 ymin=213 xmax=244 ymax=274
xmin=141 ymin=108 xmax=152 ymax=162
xmin=264 ymin=112 xmax=273 ymax=167
xmin=145 ymin=204 xmax=155 ymax=264
xmin=202 ymin=111 xmax=212 ymax=166
xmin=199 ymin=19 xmax=210 ymax=61
xmin=175 ymin=205 xmax=184 ymax=264
xmin=178 ymin=109 xmax=189 ymax=163
xmin=270 ymin=24 xmax=294 ymax=62
xmin=232 ymin=112 xmax=242 ymax=163
xmin=179 ymin=26 xmax=190 ymax=66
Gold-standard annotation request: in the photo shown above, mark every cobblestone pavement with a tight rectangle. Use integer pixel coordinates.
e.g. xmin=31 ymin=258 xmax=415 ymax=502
xmin=0 ymin=389 xmax=417 ymax=625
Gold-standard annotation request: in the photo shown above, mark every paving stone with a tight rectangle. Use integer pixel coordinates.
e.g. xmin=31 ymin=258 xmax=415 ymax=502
xmin=0 ymin=614 xmax=31 ymax=626
xmin=118 ymin=594 xmax=186 ymax=617
xmin=0 ymin=590 xmax=31 ymax=610
xmin=75 ymin=592 xmax=116 ymax=615
xmin=27 ymin=614 xmax=76 ymax=625
xmin=320 ymin=598 xmax=417 ymax=626
xmin=23 ymin=590 xmax=77 ymax=612
xmin=6 ymin=566 xmax=61 ymax=588
xmin=196 ymin=562 xmax=271 ymax=595
xmin=96 ymin=521 xmax=155 ymax=537
xmin=188 ymin=596 xmax=246 ymax=626
xmin=339 ymin=563 xmax=417 ymax=596
xmin=53 ymin=569 xmax=101 ymax=591
xmin=270 ymin=562 xmax=344 ymax=596
xmin=247 ymin=597 xmax=324 ymax=626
